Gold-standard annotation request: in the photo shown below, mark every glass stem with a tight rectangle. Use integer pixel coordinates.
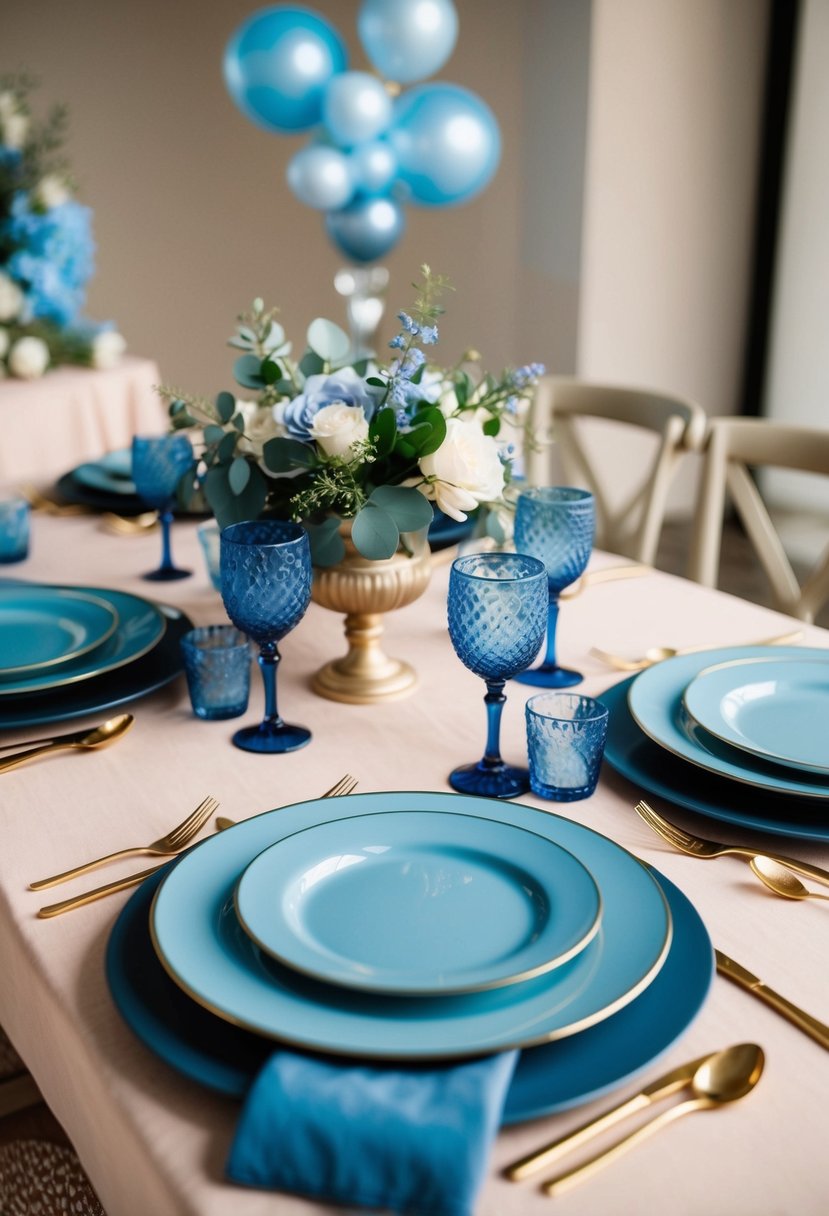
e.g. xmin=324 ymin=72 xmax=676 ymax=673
xmin=482 ymin=679 xmax=506 ymax=769
xmin=158 ymin=508 xmax=174 ymax=571
xmin=259 ymin=642 xmax=284 ymax=729
xmin=543 ymin=592 xmax=560 ymax=669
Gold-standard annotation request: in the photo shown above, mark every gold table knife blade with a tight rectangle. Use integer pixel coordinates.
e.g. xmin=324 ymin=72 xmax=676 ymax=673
xmin=716 ymin=950 xmax=829 ymax=1051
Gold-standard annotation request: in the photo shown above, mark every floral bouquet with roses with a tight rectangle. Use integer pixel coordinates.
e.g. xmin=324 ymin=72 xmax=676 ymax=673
xmin=160 ymin=266 xmax=544 ymax=565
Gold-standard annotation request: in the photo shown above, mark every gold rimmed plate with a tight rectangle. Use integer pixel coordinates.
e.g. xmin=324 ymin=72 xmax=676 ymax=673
xmin=0 ymin=587 xmax=118 ymax=679
xmin=150 ymin=791 xmax=672 ymax=1061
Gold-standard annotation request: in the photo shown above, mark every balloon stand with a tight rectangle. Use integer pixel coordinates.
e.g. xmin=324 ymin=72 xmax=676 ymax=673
xmin=334 ymin=266 xmax=390 ymax=359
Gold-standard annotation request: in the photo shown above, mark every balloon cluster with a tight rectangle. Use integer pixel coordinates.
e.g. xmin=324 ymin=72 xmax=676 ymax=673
xmin=223 ymin=0 xmax=501 ymax=263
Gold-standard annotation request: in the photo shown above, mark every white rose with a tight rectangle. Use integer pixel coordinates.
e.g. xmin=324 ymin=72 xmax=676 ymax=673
xmin=35 ymin=173 xmax=71 ymax=209
xmin=233 ymin=399 xmax=284 ymax=462
xmin=0 ymin=272 xmax=23 ymax=323
xmin=8 ymin=336 xmax=50 ymax=380
xmin=310 ymin=402 xmax=369 ymax=459
xmin=419 ymin=416 xmax=506 ymax=522
xmin=0 ymin=327 xmax=8 ymax=359
xmin=91 ymin=329 xmax=127 ymax=369
xmin=1 ymin=112 xmax=29 ymax=150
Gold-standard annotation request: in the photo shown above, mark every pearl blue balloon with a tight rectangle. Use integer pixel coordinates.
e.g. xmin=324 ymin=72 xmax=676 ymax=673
xmin=390 ymin=83 xmax=500 ymax=206
xmin=326 ymin=195 xmax=405 ymax=263
xmin=223 ymin=7 xmax=347 ymax=133
xmin=358 ymin=0 xmax=458 ymax=85
xmin=349 ymin=138 xmax=398 ymax=196
xmin=323 ymin=71 xmax=392 ymax=147
xmin=287 ymin=144 xmax=355 ymax=210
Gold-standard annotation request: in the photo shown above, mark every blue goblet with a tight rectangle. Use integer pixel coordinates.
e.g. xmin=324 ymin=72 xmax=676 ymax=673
xmin=131 ymin=435 xmax=195 ymax=581
xmin=220 ymin=520 xmax=312 ymax=754
xmin=447 ymin=551 xmax=548 ymax=798
xmin=513 ymin=487 xmax=596 ymax=688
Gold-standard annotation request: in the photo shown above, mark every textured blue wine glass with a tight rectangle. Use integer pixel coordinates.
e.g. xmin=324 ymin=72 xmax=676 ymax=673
xmin=220 ymin=520 xmax=312 ymax=754
xmin=513 ymin=487 xmax=596 ymax=688
xmin=131 ymin=435 xmax=195 ymax=581
xmin=447 ymin=551 xmax=548 ymax=798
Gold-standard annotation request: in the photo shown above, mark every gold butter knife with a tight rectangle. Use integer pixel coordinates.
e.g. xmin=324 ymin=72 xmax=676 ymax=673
xmin=716 ymin=950 xmax=829 ymax=1051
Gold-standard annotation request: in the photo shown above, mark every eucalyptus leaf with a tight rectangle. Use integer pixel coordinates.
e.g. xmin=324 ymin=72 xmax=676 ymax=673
xmin=415 ymin=408 xmax=446 ymax=457
xmin=234 ymin=354 xmax=266 ymax=390
xmin=299 ymin=350 xmax=325 ymax=378
xmin=369 ymin=485 xmax=433 ymax=532
xmin=351 ymin=504 xmax=400 ymax=560
xmin=217 ymin=431 xmax=238 ymax=463
xmin=203 ymin=424 xmax=226 ymax=446
xmin=307 ymin=317 xmax=350 ymax=365
xmin=306 ymin=517 xmax=346 ymax=567
xmin=227 ymin=337 xmax=254 ymax=351
xmin=215 ymin=391 xmax=235 ymax=423
xmin=260 ymin=358 xmax=280 ymax=385
xmin=204 ymin=464 xmax=266 ymax=528
xmin=231 ymin=413 xmax=246 ymax=433
xmin=228 ymin=454 xmax=251 ymax=495
xmin=263 ymin=436 xmax=317 ymax=473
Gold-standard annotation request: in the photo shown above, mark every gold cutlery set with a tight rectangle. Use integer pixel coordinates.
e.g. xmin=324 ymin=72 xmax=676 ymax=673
xmin=592 ymin=629 xmax=804 ymax=671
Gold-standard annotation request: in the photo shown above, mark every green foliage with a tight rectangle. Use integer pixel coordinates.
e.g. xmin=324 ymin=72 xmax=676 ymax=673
xmin=352 ymin=503 xmax=400 ymax=560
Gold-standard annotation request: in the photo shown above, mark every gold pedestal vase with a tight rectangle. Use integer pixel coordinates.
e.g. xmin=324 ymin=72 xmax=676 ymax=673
xmin=311 ymin=529 xmax=432 ymax=704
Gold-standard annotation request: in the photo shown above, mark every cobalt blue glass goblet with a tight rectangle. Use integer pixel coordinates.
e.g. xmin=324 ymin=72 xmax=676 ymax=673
xmin=447 ymin=551 xmax=548 ymax=798
xmin=131 ymin=435 xmax=195 ymax=581
xmin=513 ymin=487 xmax=596 ymax=688
xmin=220 ymin=520 xmax=312 ymax=754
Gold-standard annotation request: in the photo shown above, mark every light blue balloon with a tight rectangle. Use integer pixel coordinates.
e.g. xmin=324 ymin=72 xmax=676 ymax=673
xmin=287 ymin=144 xmax=355 ymax=210
xmin=326 ymin=195 xmax=405 ymax=263
xmin=358 ymin=0 xmax=458 ymax=85
xmin=349 ymin=138 xmax=398 ymax=196
xmin=224 ymin=7 xmax=347 ymax=133
xmin=390 ymin=83 xmax=501 ymax=206
xmin=323 ymin=71 xmax=392 ymax=147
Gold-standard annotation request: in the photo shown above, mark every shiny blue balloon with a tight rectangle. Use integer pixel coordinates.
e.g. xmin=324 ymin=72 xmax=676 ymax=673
xmin=349 ymin=137 xmax=398 ymax=196
xmin=326 ymin=195 xmax=405 ymax=263
xmin=358 ymin=0 xmax=458 ymax=85
xmin=390 ymin=83 xmax=501 ymax=206
xmin=323 ymin=71 xmax=392 ymax=147
xmin=223 ymin=7 xmax=347 ymax=133
xmin=287 ymin=144 xmax=355 ymax=210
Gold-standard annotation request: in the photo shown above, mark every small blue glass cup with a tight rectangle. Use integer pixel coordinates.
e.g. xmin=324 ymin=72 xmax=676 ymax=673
xmin=180 ymin=625 xmax=251 ymax=720
xmin=0 ymin=497 xmax=30 ymax=563
xmin=447 ymin=551 xmax=548 ymax=798
xmin=220 ymin=519 xmax=312 ymax=754
xmin=525 ymin=692 xmax=609 ymax=801
xmin=131 ymin=434 xmax=195 ymax=581
xmin=513 ymin=486 xmax=596 ymax=688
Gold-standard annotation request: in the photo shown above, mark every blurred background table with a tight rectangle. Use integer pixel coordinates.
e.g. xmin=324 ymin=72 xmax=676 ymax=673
xmin=0 ymin=357 xmax=167 ymax=483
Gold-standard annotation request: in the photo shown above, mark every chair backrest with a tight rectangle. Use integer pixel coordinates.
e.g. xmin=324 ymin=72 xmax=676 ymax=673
xmin=688 ymin=417 xmax=829 ymax=623
xmin=525 ymin=377 xmax=706 ymax=565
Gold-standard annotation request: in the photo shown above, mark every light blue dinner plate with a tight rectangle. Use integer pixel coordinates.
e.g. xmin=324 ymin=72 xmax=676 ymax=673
xmin=73 ymin=449 xmax=136 ymax=496
xmin=627 ymin=646 xmax=829 ymax=800
xmin=684 ymin=656 xmax=829 ymax=776
xmin=107 ymin=835 xmax=712 ymax=1121
xmin=0 ymin=586 xmax=118 ymax=678
xmin=234 ymin=810 xmax=602 ymax=995
xmin=151 ymin=792 xmax=672 ymax=1060
xmin=0 ymin=586 xmax=165 ymax=696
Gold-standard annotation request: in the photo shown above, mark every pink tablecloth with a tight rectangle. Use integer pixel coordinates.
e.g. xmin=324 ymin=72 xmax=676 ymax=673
xmin=0 ymin=516 xmax=827 ymax=1215
xmin=0 ymin=356 xmax=167 ymax=483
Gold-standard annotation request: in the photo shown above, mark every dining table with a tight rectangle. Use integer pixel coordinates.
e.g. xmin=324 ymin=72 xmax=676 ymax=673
xmin=0 ymin=507 xmax=827 ymax=1216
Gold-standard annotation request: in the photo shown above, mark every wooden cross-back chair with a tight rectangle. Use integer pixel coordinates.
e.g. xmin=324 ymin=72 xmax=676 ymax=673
xmin=525 ymin=377 xmax=706 ymax=566
xmin=688 ymin=416 xmax=829 ymax=623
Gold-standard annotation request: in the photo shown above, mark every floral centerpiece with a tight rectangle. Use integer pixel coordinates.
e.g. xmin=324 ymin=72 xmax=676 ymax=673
xmin=161 ymin=266 xmax=544 ymax=566
xmin=0 ymin=72 xmax=125 ymax=379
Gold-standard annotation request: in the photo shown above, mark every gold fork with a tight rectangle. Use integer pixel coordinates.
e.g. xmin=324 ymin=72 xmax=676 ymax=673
xmin=214 ymin=773 xmax=358 ymax=831
xmin=31 ymin=795 xmax=220 ymax=891
xmin=100 ymin=511 xmax=158 ymax=536
xmin=634 ymin=799 xmax=829 ymax=888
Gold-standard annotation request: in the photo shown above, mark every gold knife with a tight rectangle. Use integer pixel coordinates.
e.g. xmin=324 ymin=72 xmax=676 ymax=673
xmin=37 ymin=863 xmax=163 ymax=918
xmin=716 ymin=950 xmax=829 ymax=1051
xmin=504 ymin=1051 xmax=712 ymax=1180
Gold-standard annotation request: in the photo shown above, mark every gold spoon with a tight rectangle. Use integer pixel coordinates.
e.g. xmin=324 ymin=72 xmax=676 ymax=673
xmin=750 ymin=856 xmax=829 ymax=903
xmin=542 ymin=1043 xmax=765 ymax=1194
xmin=591 ymin=629 xmax=803 ymax=671
xmin=0 ymin=713 xmax=134 ymax=774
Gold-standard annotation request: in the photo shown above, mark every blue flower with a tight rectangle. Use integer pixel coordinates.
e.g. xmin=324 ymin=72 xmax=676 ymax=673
xmin=279 ymin=368 xmax=376 ymax=441
xmin=509 ymin=362 xmax=546 ymax=390
xmin=397 ymin=311 xmax=419 ymax=335
xmin=420 ymin=325 xmax=439 ymax=345
xmin=1 ymin=194 xmax=95 ymax=325
xmin=388 ymin=333 xmax=406 ymax=350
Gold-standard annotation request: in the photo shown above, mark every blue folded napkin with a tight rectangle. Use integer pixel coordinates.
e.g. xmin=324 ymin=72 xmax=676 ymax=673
xmin=226 ymin=1048 xmax=519 ymax=1215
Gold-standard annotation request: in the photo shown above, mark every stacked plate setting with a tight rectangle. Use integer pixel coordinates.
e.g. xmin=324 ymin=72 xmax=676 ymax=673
xmin=108 ymin=790 xmax=715 ymax=1124
xmin=603 ymin=645 xmax=829 ymax=842
xmin=0 ymin=583 xmax=191 ymax=728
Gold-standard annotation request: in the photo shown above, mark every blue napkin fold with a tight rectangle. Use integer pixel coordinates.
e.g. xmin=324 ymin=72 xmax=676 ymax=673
xmin=226 ymin=1048 xmax=519 ymax=1216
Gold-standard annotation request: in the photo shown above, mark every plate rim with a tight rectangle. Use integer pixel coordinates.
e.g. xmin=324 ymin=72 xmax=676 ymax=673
xmin=683 ymin=655 xmax=829 ymax=775
xmin=150 ymin=790 xmax=673 ymax=1061
xmin=234 ymin=808 xmax=603 ymax=996
xmin=0 ymin=586 xmax=119 ymax=677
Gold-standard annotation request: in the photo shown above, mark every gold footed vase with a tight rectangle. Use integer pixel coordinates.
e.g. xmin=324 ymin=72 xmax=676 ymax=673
xmin=311 ymin=529 xmax=432 ymax=704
